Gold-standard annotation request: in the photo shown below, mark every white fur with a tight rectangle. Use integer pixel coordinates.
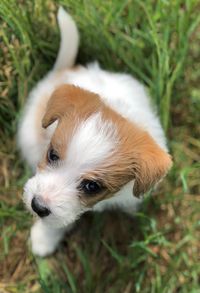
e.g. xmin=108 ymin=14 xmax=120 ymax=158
xmin=17 ymin=7 xmax=79 ymax=168
xmin=23 ymin=172 xmax=85 ymax=228
xmin=66 ymin=113 xmax=118 ymax=168
xmin=31 ymin=220 xmax=70 ymax=257
xmin=18 ymin=8 xmax=169 ymax=256
xmin=23 ymin=113 xmax=117 ymax=229
xmin=93 ymin=180 xmax=142 ymax=214
xmin=17 ymin=73 xmax=62 ymax=168
xmin=54 ymin=7 xmax=79 ymax=70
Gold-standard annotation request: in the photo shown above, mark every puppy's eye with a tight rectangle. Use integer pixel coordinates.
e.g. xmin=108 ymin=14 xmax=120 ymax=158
xmin=47 ymin=148 xmax=59 ymax=163
xmin=79 ymin=179 xmax=103 ymax=195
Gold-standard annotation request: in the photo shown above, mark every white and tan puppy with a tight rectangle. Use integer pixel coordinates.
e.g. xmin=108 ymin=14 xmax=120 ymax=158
xmin=18 ymin=7 xmax=172 ymax=257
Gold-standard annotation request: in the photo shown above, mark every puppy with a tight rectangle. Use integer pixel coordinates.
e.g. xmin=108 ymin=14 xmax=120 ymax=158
xmin=18 ymin=7 xmax=172 ymax=257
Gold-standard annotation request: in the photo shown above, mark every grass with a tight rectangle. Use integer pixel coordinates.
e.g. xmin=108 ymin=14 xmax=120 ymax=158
xmin=0 ymin=0 xmax=200 ymax=292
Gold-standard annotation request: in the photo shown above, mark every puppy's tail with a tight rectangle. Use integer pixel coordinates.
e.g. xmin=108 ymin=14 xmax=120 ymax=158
xmin=53 ymin=7 xmax=79 ymax=70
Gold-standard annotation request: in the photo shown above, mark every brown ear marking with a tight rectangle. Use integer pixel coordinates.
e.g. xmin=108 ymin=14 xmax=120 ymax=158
xmin=132 ymin=139 xmax=173 ymax=197
xmin=86 ymin=119 xmax=173 ymax=199
xmin=42 ymin=84 xmax=103 ymax=128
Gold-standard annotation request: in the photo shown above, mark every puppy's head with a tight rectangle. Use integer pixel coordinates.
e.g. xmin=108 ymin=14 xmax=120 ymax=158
xmin=23 ymin=85 xmax=172 ymax=227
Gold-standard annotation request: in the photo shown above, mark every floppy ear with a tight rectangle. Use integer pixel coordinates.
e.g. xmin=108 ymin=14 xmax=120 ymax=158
xmin=42 ymin=84 xmax=102 ymax=128
xmin=42 ymin=85 xmax=75 ymax=128
xmin=131 ymin=134 xmax=172 ymax=197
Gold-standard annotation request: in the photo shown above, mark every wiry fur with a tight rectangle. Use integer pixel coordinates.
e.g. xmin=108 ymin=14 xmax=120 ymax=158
xmin=18 ymin=8 xmax=172 ymax=257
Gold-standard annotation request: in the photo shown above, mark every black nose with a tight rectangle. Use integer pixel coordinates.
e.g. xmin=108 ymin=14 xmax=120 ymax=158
xmin=31 ymin=197 xmax=51 ymax=218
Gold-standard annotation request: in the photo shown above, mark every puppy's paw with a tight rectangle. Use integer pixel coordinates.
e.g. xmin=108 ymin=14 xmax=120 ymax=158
xmin=30 ymin=220 xmax=59 ymax=257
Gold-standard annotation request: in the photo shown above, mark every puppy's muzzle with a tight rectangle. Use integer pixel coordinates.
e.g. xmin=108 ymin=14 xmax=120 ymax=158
xmin=31 ymin=197 xmax=51 ymax=218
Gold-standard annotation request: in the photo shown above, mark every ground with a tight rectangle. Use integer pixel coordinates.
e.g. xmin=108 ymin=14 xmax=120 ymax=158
xmin=0 ymin=1 xmax=200 ymax=292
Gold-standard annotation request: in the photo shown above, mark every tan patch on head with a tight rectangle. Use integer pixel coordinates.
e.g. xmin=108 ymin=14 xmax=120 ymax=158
xmin=42 ymin=84 xmax=103 ymax=128
xmin=80 ymin=112 xmax=172 ymax=203
xmin=33 ymin=67 xmax=85 ymax=144
xmin=41 ymin=84 xmax=105 ymax=161
xmin=34 ymin=94 xmax=51 ymax=143
xmin=41 ymin=84 xmax=172 ymax=204
xmin=78 ymin=104 xmax=172 ymax=199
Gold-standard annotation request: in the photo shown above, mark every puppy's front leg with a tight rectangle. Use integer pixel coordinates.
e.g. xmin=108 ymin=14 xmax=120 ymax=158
xmin=30 ymin=220 xmax=70 ymax=257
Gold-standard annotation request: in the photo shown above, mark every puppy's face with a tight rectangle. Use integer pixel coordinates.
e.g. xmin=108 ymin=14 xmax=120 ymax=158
xmin=23 ymin=85 xmax=172 ymax=227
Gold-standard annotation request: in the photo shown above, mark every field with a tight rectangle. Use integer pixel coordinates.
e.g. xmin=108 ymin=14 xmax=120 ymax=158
xmin=0 ymin=0 xmax=200 ymax=292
